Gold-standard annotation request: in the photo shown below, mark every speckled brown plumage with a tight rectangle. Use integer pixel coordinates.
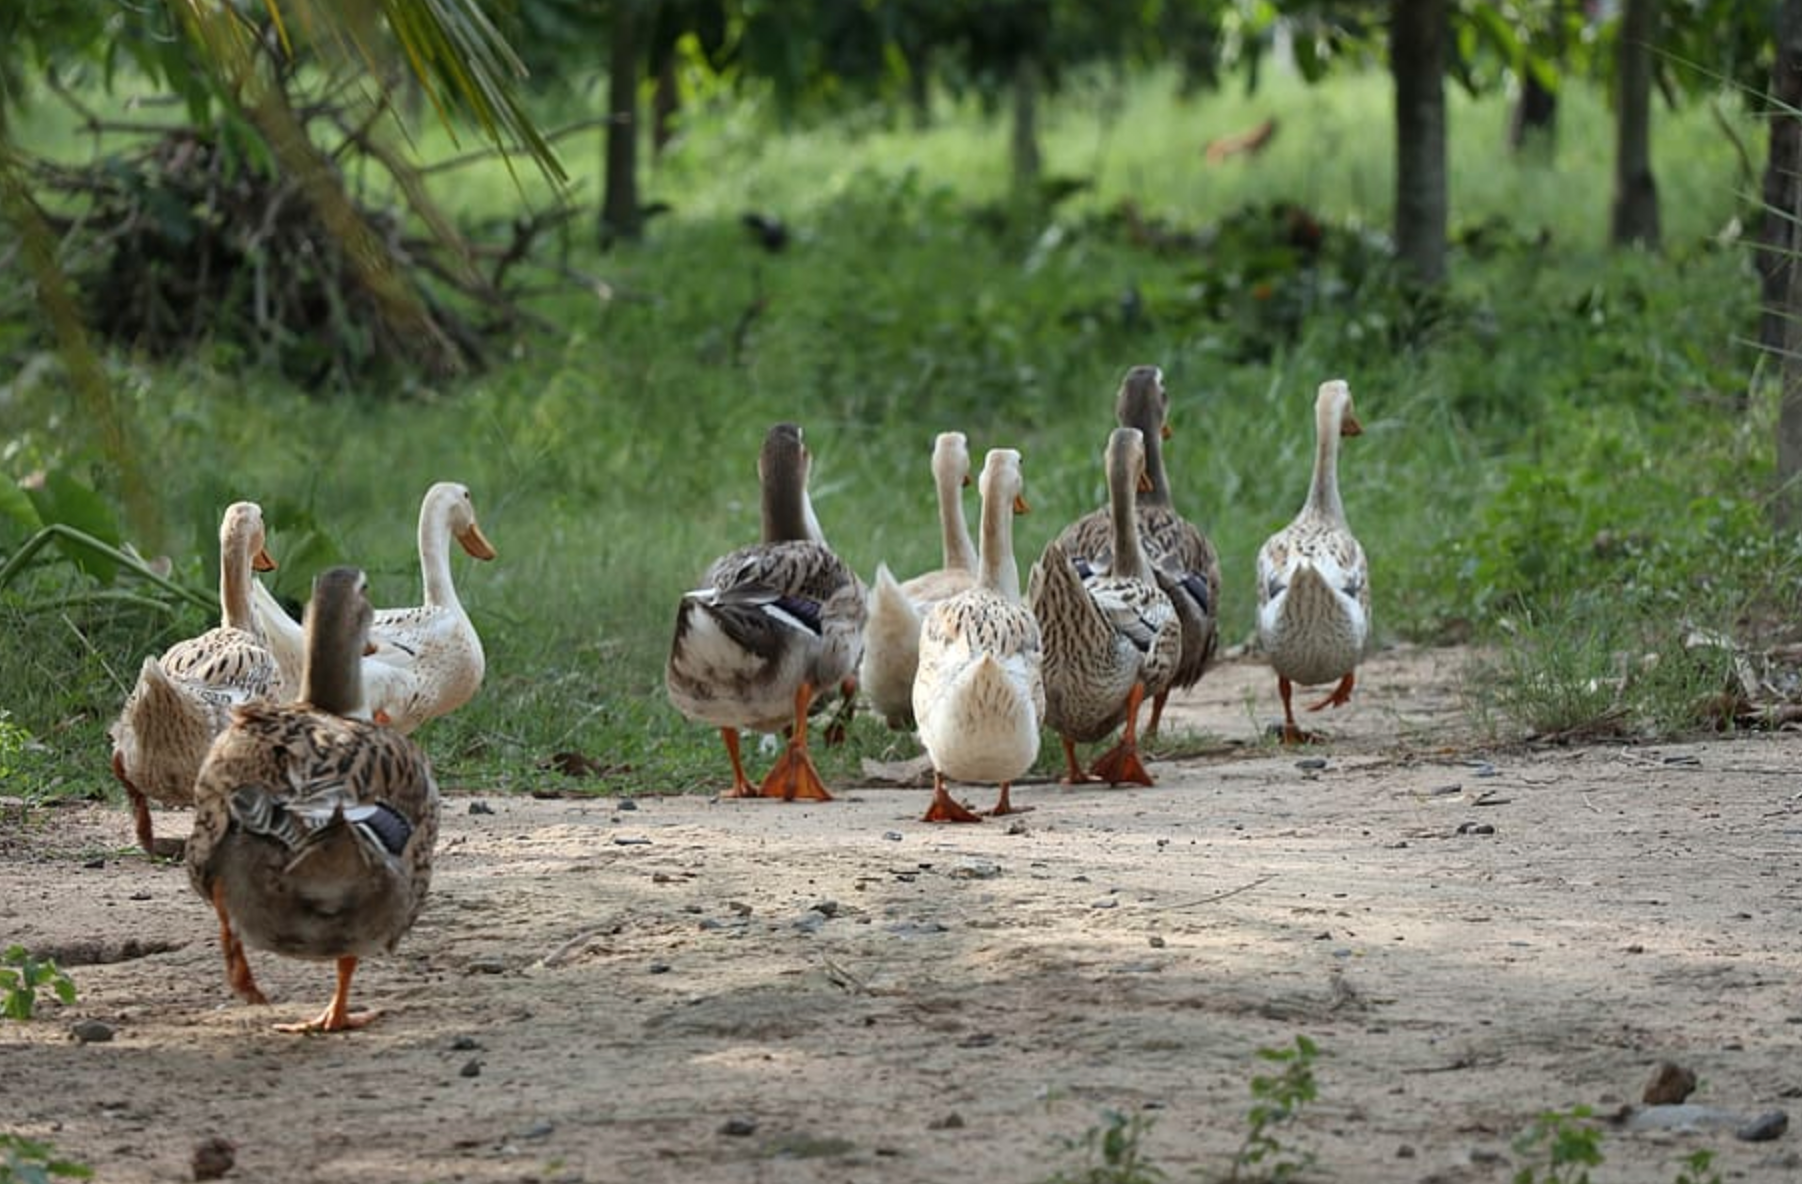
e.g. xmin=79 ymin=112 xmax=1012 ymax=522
xmin=1054 ymin=366 xmax=1220 ymax=735
xmin=186 ymin=567 xmax=438 ymax=1032
xmin=110 ymin=502 xmax=283 ymax=855
xmin=666 ymin=423 xmax=868 ymax=800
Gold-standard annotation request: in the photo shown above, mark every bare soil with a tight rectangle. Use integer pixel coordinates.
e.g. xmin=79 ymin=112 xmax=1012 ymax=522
xmin=4 ymin=646 xmax=1800 ymax=1184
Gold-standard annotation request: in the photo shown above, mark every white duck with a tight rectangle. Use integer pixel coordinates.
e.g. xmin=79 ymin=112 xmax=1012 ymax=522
xmin=860 ymin=431 xmax=978 ymax=729
xmin=252 ymin=482 xmax=495 ymax=732
xmin=1255 ymin=378 xmax=1370 ymax=744
xmin=1030 ymin=428 xmax=1181 ymax=786
xmin=912 ymin=448 xmax=1043 ymax=823
xmin=110 ymin=501 xmax=283 ymax=856
xmin=666 ymin=423 xmax=868 ymax=801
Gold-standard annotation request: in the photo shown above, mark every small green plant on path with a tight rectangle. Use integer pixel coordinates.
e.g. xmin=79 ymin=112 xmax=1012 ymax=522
xmin=1511 ymin=1106 xmax=1604 ymax=1184
xmin=0 ymin=1135 xmax=93 ymax=1183
xmin=0 ymin=945 xmax=78 ymax=1020
xmin=1225 ymin=1034 xmax=1319 ymax=1182
xmin=1046 ymin=1108 xmax=1166 ymax=1184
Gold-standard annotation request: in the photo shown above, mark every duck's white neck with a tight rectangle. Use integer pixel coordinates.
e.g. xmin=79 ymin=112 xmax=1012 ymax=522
xmin=418 ymin=496 xmax=461 ymax=609
xmin=1305 ymin=396 xmax=1347 ymax=523
xmin=219 ymin=521 xmax=258 ymax=632
xmin=977 ymin=482 xmax=1020 ymax=602
xmin=937 ymin=464 xmax=977 ymax=573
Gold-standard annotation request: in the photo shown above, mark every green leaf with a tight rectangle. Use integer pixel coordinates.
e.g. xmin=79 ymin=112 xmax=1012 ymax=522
xmin=22 ymin=471 xmax=123 ymax=584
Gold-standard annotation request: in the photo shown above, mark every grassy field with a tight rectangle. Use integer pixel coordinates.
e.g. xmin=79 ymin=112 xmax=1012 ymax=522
xmin=1 ymin=64 xmax=1791 ymax=800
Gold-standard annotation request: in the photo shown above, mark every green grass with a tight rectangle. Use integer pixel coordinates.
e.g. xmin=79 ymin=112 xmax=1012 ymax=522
xmin=0 ymin=64 xmax=1792 ymax=798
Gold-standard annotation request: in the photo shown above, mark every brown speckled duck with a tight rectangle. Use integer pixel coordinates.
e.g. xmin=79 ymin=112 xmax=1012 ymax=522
xmin=666 ymin=423 xmax=868 ymax=801
xmin=912 ymin=448 xmax=1043 ymax=823
xmin=186 ymin=566 xmax=439 ymax=1033
xmin=860 ymin=431 xmax=978 ymax=729
xmin=1256 ymin=378 xmax=1370 ymax=744
xmin=1030 ymin=427 xmax=1181 ymax=786
xmin=110 ymin=501 xmax=283 ymax=856
xmin=252 ymin=482 xmax=495 ymax=732
xmin=1054 ymin=365 xmax=1221 ymax=738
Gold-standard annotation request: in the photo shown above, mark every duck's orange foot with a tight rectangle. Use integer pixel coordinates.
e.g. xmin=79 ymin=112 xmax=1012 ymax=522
xmin=758 ymin=745 xmax=833 ymax=802
xmin=986 ymin=785 xmax=1032 ymax=817
xmin=1089 ymin=743 xmax=1154 ymax=787
xmin=275 ymin=1006 xmax=381 ymax=1034
xmin=1305 ymin=673 xmax=1356 ymax=713
xmin=923 ymin=782 xmax=982 ymax=823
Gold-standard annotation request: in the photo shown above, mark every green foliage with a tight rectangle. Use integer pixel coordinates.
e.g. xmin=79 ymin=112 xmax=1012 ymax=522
xmin=0 ymin=1136 xmax=92 ymax=1184
xmin=1511 ymin=1106 xmax=1604 ymax=1184
xmin=0 ymin=945 xmax=78 ymax=1020
xmin=1226 ymin=1034 xmax=1319 ymax=1183
xmin=1046 ymin=1109 xmax=1165 ymax=1184
xmin=1673 ymin=1149 xmax=1724 ymax=1184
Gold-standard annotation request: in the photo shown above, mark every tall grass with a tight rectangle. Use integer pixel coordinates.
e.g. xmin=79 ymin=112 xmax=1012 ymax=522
xmin=0 ymin=64 xmax=1786 ymax=795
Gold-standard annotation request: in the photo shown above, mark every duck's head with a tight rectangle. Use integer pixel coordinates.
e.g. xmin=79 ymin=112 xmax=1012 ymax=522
xmin=222 ymin=501 xmax=277 ymax=573
xmin=932 ymin=431 xmax=974 ymax=490
xmin=979 ymin=448 xmax=1029 ymax=515
xmin=425 ymin=482 xmax=497 ymax=561
xmin=1115 ymin=365 xmax=1172 ymax=441
xmin=300 ymin=566 xmax=376 ymax=717
xmin=1105 ymin=427 xmax=1154 ymax=497
xmin=758 ymin=423 xmax=823 ymax=544
xmin=1317 ymin=379 xmax=1362 ymax=438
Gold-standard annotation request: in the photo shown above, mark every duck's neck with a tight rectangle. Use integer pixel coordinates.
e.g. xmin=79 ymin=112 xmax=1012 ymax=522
xmin=418 ymin=498 xmax=460 ymax=610
xmin=1305 ymin=399 xmax=1346 ymax=522
xmin=976 ymin=488 xmax=1020 ymax=601
xmin=219 ymin=525 xmax=257 ymax=633
xmin=1139 ymin=427 xmax=1173 ymax=508
xmin=762 ymin=469 xmax=821 ymax=544
xmin=301 ymin=624 xmax=363 ymax=716
xmin=938 ymin=466 xmax=978 ymax=572
xmin=1109 ymin=469 xmax=1151 ymax=582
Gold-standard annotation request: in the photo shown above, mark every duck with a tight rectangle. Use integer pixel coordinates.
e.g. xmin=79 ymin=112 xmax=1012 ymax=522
xmin=860 ymin=431 xmax=979 ymax=729
xmin=1054 ymin=364 xmax=1221 ymax=738
xmin=666 ymin=423 xmax=868 ymax=801
xmin=913 ymin=448 xmax=1043 ymax=823
xmin=186 ymin=566 xmax=439 ymax=1033
xmin=1029 ymin=427 xmax=1182 ymax=786
xmin=1255 ymin=378 xmax=1370 ymax=744
xmin=251 ymin=481 xmax=496 ymax=732
xmin=109 ymin=501 xmax=284 ymax=857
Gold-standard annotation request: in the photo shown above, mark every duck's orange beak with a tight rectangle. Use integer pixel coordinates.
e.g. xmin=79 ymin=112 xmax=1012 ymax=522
xmin=1341 ymin=412 xmax=1364 ymax=437
xmin=252 ymin=548 xmax=277 ymax=572
xmin=1013 ymin=494 xmax=1030 ymax=515
xmin=457 ymin=522 xmax=497 ymax=561
xmin=1161 ymin=422 xmax=1173 ymax=440
xmin=1137 ymin=470 xmax=1154 ymax=494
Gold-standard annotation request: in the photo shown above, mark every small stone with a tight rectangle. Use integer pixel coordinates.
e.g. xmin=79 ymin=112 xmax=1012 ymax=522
xmin=466 ymin=958 xmax=508 ymax=975
xmin=615 ymin=798 xmax=639 ymax=811
xmin=612 ymin=836 xmax=652 ymax=846
xmin=516 ymin=1120 xmax=556 ymax=1140
xmin=70 ymin=1020 xmax=115 ymax=1044
xmin=1455 ymin=821 xmax=1496 ymax=836
xmin=882 ymin=831 xmax=904 ymax=842
xmin=129 ymin=890 xmax=152 ymax=901
xmin=949 ymin=861 xmax=1001 ymax=880
xmin=459 ymin=1058 xmax=483 ymax=1078
xmin=792 ymin=913 xmax=826 ymax=935
xmin=467 ymin=800 xmax=495 ymax=815
xmin=1006 ymin=821 xmax=1029 ymax=835
xmin=1148 ymin=935 xmax=1167 ymax=949
xmin=1296 ymin=757 xmax=1328 ymax=771
xmin=957 ymin=1033 xmax=997 ymax=1048
xmin=83 ymin=857 xmax=106 ymax=870
xmin=1396 ymin=1144 xmax=1416 ymax=1159
xmin=191 ymin=1135 xmax=236 ymax=1181
xmin=719 ymin=1118 xmax=758 ymax=1137
xmin=1736 ymin=1110 xmax=1790 ymax=1142
xmin=449 ymin=1035 xmax=483 ymax=1051
xmin=810 ymin=900 xmax=840 ymax=917
xmin=1091 ymin=898 xmax=1118 ymax=909
xmin=648 ymin=961 xmax=672 ymax=974
xmin=927 ymin=1113 xmax=966 ymax=1130
xmin=1643 ymin=1061 xmax=1698 ymax=1105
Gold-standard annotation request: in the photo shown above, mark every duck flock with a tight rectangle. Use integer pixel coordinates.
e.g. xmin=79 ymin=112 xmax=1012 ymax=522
xmin=103 ymin=365 xmax=1367 ymax=1033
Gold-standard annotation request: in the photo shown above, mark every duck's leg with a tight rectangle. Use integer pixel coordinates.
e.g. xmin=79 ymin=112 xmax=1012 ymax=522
xmin=1089 ymin=682 xmax=1155 ymax=786
xmin=1306 ymin=672 xmax=1356 ymax=713
xmin=987 ymin=782 xmax=1033 ymax=817
xmin=113 ymin=752 xmax=157 ymax=857
xmin=275 ymin=957 xmax=380 ymax=1033
xmin=720 ymin=728 xmax=760 ymax=798
xmin=922 ymin=770 xmax=982 ymax=823
xmin=210 ymin=881 xmax=267 ymax=1006
xmin=1145 ymin=687 xmax=1172 ymax=742
xmin=1277 ymin=675 xmax=1316 ymax=745
xmin=757 ymin=682 xmax=833 ymax=801
xmin=1058 ymin=735 xmax=1097 ymax=785
xmin=823 ymin=676 xmax=858 ymax=747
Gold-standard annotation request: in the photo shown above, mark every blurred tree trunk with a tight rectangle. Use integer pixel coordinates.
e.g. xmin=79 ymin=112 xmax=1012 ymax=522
xmin=602 ymin=0 xmax=642 ymax=245
xmin=1392 ymin=0 xmax=1447 ymax=285
xmin=1759 ymin=0 xmax=1802 ymax=360
xmin=906 ymin=43 xmax=933 ymax=130
xmin=1508 ymin=0 xmax=1561 ymax=155
xmin=1610 ymin=0 xmax=1660 ymax=248
xmin=1772 ymin=0 xmax=1802 ymax=527
xmin=1010 ymin=55 xmax=1041 ymax=194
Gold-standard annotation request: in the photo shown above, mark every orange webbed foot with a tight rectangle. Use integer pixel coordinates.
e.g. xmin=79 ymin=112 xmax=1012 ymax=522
xmin=758 ymin=744 xmax=833 ymax=801
xmin=985 ymin=784 xmax=1032 ymax=817
xmin=1089 ymin=743 xmax=1155 ymax=787
xmin=1305 ymin=673 xmax=1356 ymax=713
xmin=923 ymin=775 xmax=982 ymax=823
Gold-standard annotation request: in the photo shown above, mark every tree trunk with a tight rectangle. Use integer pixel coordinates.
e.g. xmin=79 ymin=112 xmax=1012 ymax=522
xmin=601 ymin=0 xmax=641 ymax=246
xmin=1610 ymin=0 xmax=1660 ymax=249
xmin=1508 ymin=0 xmax=1562 ymax=154
xmin=1772 ymin=1 xmax=1802 ymax=527
xmin=1010 ymin=55 xmax=1042 ymax=195
xmin=1392 ymin=0 xmax=1448 ymax=286
xmin=906 ymin=42 xmax=933 ymax=130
